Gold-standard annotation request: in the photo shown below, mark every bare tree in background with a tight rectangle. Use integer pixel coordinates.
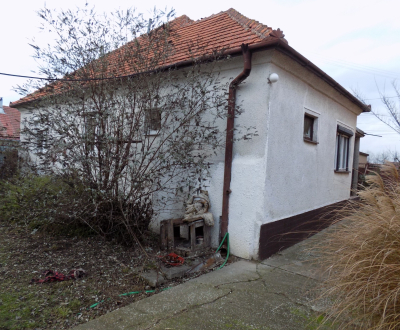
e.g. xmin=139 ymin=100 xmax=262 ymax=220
xmin=355 ymin=80 xmax=400 ymax=134
xmin=367 ymin=150 xmax=400 ymax=164
xmin=377 ymin=81 xmax=400 ymax=134
xmin=12 ymin=5 xmax=251 ymax=244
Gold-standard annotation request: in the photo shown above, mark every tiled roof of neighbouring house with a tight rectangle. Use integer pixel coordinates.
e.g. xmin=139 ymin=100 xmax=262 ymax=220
xmin=0 ymin=106 xmax=20 ymax=139
xmin=10 ymin=8 xmax=276 ymax=107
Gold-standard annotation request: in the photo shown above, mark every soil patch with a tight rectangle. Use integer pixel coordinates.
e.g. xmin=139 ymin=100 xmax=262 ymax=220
xmin=0 ymin=224 xmax=227 ymax=330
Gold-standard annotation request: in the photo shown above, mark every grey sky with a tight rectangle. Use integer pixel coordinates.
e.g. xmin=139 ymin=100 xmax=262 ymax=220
xmin=1 ymin=0 xmax=399 ymax=157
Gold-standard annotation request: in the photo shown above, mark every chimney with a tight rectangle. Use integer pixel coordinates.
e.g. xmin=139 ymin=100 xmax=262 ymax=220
xmin=0 ymin=97 xmax=5 ymax=114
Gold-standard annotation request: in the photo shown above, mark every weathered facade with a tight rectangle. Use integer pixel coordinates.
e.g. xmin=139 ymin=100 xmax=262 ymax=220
xmin=11 ymin=9 xmax=370 ymax=260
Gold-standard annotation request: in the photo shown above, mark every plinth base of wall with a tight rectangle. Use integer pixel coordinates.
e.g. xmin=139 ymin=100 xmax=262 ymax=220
xmin=258 ymin=199 xmax=349 ymax=260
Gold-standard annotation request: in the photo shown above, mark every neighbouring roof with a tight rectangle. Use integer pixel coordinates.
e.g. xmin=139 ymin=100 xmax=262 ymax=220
xmin=10 ymin=8 xmax=370 ymax=113
xmin=356 ymin=127 xmax=366 ymax=137
xmin=0 ymin=106 xmax=20 ymax=139
xmin=359 ymin=152 xmax=369 ymax=157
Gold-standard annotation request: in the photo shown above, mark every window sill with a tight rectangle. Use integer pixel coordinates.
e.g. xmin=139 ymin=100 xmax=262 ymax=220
xmin=334 ymin=170 xmax=350 ymax=174
xmin=303 ymin=137 xmax=318 ymax=144
xmin=145 ymin=130 xmax=159 ymax=136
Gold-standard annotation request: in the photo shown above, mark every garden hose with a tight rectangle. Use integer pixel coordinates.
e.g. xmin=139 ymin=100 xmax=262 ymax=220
xmin=87 ymin=287 xmax=170 ymax=309
xmin=216 ymin=232 xmax=230 ymax=269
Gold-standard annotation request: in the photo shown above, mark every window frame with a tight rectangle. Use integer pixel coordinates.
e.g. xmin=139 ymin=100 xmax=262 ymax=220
xmin=32 ymin=116 xmax=49 ymax=154
xmin=83 ymin=112 xmax=99 ymax=151
xmin=303 ymin=109 xmax=319 ymax=144
xmin=334 ymin=124 xmax=353 ymax=172
xmin=145 ymin=107 xmax=161 ymax=136
xmin=303 ymin=114 xmax=315 ymax=142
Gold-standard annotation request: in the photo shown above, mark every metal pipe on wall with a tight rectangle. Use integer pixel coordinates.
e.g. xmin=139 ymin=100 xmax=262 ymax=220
xmin=220 ymin=43 xmax=252 ymax=241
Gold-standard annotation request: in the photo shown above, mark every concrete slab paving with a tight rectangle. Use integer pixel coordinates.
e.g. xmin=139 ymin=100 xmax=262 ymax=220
xmin=73 ymin=231 xmax=335 ymax=330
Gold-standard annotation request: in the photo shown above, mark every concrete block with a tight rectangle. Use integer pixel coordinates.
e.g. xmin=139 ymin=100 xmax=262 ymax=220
xmin=140 ymin=270 xmax=166 ymax=287
xmin=161 ymin=265 xmax=191 ymax=279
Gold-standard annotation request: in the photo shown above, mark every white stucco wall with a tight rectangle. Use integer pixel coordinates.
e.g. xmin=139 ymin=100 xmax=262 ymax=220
xmin=251 ymin=50 xmax=363 ymax=258
xmin=196 ymin=49 xmax=364 ymax=259
xmin=151 ymin=53 xmax=273 ymax=259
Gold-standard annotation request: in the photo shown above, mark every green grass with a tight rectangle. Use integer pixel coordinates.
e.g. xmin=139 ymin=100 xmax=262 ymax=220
xmin=291 ymin=308 xmax=337 ymax=330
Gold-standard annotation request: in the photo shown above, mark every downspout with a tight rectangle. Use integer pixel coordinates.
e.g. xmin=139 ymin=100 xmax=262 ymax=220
xmin=220 ymin=44 xmax=252 ymax=241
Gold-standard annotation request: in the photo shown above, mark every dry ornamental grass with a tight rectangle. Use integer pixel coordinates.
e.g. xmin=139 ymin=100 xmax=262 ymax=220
xmin=318 ymin=163 xmax=400 ymax=330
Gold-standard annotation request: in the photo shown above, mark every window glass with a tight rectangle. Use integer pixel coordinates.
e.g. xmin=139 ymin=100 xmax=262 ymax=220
xmin=335 ymin=133 xmax=349 ymax=171
xmin=303 ymin=115 xmax=314 ymax=140
xmin=146 ymin=108 xmax=161 ymax=133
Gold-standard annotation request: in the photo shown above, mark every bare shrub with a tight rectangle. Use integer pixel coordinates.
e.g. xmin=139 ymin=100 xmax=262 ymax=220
xmin=318 ymin=163 xmax=400 ymax=329
xmin=10 ymin=5 xmax=254 ymax=245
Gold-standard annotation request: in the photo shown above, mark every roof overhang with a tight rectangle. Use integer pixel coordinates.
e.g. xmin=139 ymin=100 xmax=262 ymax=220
xmin=11 ymin=38 xmax=372 ymax=113
xmin=356 ymin=127 xmax=366 ymax=137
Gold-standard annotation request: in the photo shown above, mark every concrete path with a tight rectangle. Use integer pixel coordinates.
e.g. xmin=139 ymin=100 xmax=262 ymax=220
xmin=74 ymin=233 xmax=332 ymax=330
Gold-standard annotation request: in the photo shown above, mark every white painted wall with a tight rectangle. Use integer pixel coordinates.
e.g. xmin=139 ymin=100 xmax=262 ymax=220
xmin=251 ymin=50 xmax=363 ymax=258
xmin=196 ymin=49 xmax=363 ymax=259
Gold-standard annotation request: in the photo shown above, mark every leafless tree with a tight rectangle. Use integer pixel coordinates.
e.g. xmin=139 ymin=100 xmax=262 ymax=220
xmin=376 ymin=81 xmax=400 ymax=134
xmin=355 ymin=80 xmax=400 ymax=134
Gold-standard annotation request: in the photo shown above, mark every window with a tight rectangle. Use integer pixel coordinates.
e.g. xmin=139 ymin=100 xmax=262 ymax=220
xmin=334 ymin=124 xmax=353 ymax=172
xmin=32 ymin=116 xmax=48 ymax=154
xmin=83 ymin=113 xmax=98 ymax=151
xmin=36 ymin=128 xmax=48 ymax=154
xmin=146 ymin=108 xmax=161 ymax=135
xmin=303 ymin=115 xmax=314 ymax=141
xmin=303 ymin=111 xmax=318 ymax=143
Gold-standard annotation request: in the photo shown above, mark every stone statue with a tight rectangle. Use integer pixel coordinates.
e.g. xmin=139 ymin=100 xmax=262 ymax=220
xmin=183 ymin=190 xmax=214 ymax=226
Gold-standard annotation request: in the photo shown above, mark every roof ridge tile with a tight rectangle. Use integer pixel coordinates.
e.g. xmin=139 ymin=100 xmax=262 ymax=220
xmin=225 ymin=8 xmax=272 ymax=40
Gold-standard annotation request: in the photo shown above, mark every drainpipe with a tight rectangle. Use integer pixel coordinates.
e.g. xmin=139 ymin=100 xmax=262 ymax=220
xmin=220 ymin=44 xmax=252 ymax=241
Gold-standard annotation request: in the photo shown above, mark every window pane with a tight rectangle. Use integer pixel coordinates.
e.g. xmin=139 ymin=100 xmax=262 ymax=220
xmin=339 ymin=135 xmax=345 ymax=169
xmin=304 ymin=115 xmax=313 ymax=139
xmin=335 ymin=134 xmax=339 ymax=168
xmin=147 ymin=108 xmax=161 ymax=131
xmin=335 ymin=132 xmax=350 ymax=171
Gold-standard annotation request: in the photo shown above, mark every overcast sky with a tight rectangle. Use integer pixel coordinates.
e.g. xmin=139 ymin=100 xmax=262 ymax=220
xmin=1 ymin=0 xmax=399 ymax=157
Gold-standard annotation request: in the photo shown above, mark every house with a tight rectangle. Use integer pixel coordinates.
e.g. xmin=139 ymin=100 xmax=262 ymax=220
xmin=359 ymin=152 xmax=369 ymax=168
xmin=0 ymin=97 xmax=20 ymax=179
xmin=0 ymin=98 xmax=20 ymax=140
xmin=10 ymin=9 xmax=370 ymax=260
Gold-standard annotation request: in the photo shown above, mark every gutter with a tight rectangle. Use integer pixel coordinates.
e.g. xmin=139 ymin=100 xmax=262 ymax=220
xmin=220 ymin=43 xmax=252 ymax=241
xmin=10 ymin=37 xmax=370 ymax=113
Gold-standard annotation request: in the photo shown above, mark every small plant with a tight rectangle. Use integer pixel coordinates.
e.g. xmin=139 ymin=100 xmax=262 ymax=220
xmin=54 ymin=306 xmax=71 ymax=318
xmin=318 ymin=163 xmax=400 ymax=329
xmin=69 ymin=299 xmax=81 ymax=311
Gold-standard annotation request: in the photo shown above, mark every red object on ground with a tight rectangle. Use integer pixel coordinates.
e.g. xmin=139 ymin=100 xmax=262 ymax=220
xmin=158 ymin=253 xmax=185 ymax=267
xmin=31 ymin=269 xmax=85 ymax=284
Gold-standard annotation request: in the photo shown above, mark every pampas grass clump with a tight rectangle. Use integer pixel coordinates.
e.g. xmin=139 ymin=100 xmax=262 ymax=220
xmin=319 ymin=163 xmax=400 ymax=330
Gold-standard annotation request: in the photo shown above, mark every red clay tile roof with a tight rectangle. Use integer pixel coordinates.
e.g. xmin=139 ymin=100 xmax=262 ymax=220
xmin=10 ymin=8 xmax=274 ymax=107
xmin=0 ymin=106 xmax=21 ymax=139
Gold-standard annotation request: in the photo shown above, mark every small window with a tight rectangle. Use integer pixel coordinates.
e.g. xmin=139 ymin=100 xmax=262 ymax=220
xmin=36 ymin=128 xmax=48 ymax=154
xmin=32 ymin=117 xmax=48 ymax=154
xmin=303 ymin=112 xmax=318 ymax=144
xmin=83 ymin=113 xmax=98 ymax=151
xmin=303 ymin=115 xmax=314 ymax=141
xmin=146 ymin=108 xmax=161 ymax=135
xmin=334 ymin=125 xmax=353 ymax=172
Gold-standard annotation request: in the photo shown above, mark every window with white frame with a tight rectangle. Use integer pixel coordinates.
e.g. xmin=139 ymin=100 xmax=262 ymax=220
xmin=334 ymin=124 xmax=353 ymax=171
xmin=83 ymin=112 xmax=98 ymax=151
xmin=32 ymin=116 xmax=48 ymax=154
xmin=145 ymin=108 xmax=161 ymax=135
xmin=303 ymin=109 xmax=319 ymax=143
